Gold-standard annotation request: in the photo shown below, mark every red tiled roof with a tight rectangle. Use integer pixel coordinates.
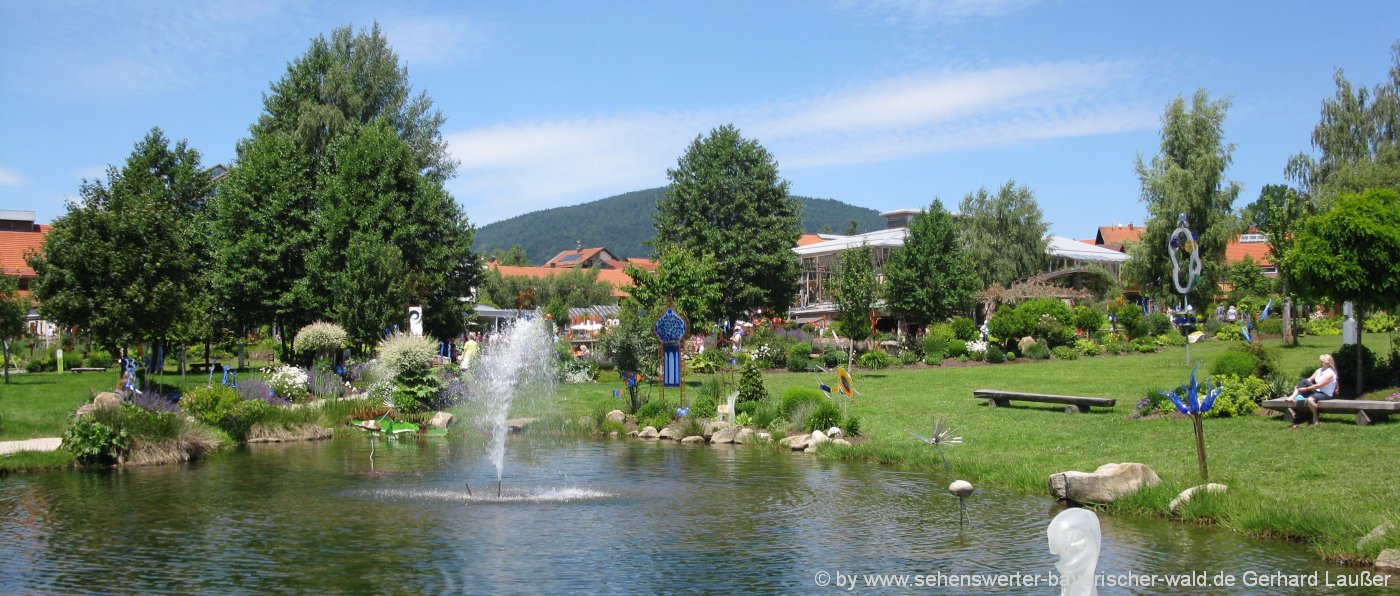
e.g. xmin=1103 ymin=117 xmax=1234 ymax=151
xmin=1226 ymin=238 xmax=1273 ymax=267
xmin=1095 ymin=225 xmax=1143 ymax=251
xmin=544 ymin=247 xmax=616 ymax=268
xmin=623 ymin=258 xmax=657 ymax=271
xmin=490 ymin=263 xmax=633 ymax=297
xmin=0 ymin=225 xmax=48 ymax=277
xmin=796 ymin=234 xmax=827 ymax=247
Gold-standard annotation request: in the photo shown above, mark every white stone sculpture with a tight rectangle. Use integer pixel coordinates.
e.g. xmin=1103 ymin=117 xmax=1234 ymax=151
xmin=1047 ymin=508 xmax=1101 ymax=596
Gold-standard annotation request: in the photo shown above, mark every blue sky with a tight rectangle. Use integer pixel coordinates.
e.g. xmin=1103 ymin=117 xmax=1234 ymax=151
xmin=2 ymin=1 xmax=1396 ymax=239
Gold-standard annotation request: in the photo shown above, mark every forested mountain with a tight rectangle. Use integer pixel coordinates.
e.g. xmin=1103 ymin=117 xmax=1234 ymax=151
xmin=473 ymin=187 xmax=884 ymax=263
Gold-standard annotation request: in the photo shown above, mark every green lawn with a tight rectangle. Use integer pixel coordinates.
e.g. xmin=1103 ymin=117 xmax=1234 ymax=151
xmin=554 ymin=334 xmax=1400 ymax=562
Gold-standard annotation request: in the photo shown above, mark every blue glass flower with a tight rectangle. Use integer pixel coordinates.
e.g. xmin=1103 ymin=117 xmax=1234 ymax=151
xmin=676 ymin=407 xmax=690 ymax=418
xmin=1159 ymin=364 xmax=1223 ymax=415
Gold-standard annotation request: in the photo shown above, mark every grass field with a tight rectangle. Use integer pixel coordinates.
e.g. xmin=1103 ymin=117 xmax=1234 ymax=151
xmin=552 ymin=333 xmax=1400 ymax=563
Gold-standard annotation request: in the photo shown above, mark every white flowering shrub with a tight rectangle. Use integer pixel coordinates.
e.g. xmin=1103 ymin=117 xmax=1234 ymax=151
xmin=376 ymin=333 xmax=438 ymax=377
xmin=966 ymin=340 xmax=988 ymax=358
xmin=264 ymin=365 xmax=309 ymax=401
xmin=293 ymin=321 xmax=347 ymax=356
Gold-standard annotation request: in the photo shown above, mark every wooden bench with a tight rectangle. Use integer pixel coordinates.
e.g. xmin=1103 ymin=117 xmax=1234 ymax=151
xmin=69 ymin=367 xmax=109 ymax=373
xmin=974 ymin=389 xmax=1116 ymax=414
xmin=1260 ymin=398 xmax=1398 ymax=426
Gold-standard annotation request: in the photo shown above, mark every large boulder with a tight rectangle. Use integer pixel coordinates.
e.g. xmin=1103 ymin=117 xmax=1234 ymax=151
xmin=710 ymin=426 xmax=742 ymax=444
xmin=803 ymin=430 xmax=831 ymax=453
xmin=506 ymin=418 xmax=539 ymax=433
xmin=779 ymin=434 xmax=811 ymax=450
xmin=428 ymin=412 xmax=455 ymax=429
xmin=1376 ymin=550 xmax=1400 ymax=573
xmin=94 ymin=392 xmax=122 ymax=409
xmin=1049 ymin=463 xmax=1161 ymax=504
xmin=1017 ymin=336 xmax=1038 ymax=354
xmin=734 ymin=428 xmax=755 ymax=444
xmin=826 ymin=427 xmax=843 ymax=438
xmin=658 ymin=427 xmax=679 ymax=440
xmin=1358 ymin=521 xmax=1395 ymax=550
xmin=680 ymin=436 xmax=706 ymax=444
xmin=637 ymin=426 xmax=659 ymax=439
xmin=605 ymin=410 xmax=627 ymax=423
xmin=703 ymin=420 xmax=731 ymax=440
xmin=1168 ymin=483 xmax=1228 ymax=512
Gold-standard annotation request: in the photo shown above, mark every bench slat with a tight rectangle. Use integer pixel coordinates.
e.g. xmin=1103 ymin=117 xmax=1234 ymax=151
xmin=973 ymin=389 xmax=1116 ymax=407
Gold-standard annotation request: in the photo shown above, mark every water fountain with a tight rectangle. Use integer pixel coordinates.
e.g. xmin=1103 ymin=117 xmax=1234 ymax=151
xmin=468 ymin=318 xmax=556 ymax=497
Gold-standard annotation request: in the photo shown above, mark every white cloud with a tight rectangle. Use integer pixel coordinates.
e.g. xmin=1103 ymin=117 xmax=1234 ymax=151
xmin=0 ymin=166 xmax=25 ymax=186
xmin=446 ymin=61 xmax=1155 ymax=224
xmin=379 ymin=15 xmax=491 ymax=70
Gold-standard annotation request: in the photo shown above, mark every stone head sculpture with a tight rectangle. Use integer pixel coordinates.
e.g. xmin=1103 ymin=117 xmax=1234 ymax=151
xmin=1048 ymin=508 xmax=1101 ymax=596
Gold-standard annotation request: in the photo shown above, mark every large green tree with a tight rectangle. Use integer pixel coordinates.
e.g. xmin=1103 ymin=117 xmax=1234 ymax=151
xmin=623 ymin=247 xmax=722 ymax=329
xmin=0 ymin=276 xmax=27 ymax=384
xmin=1125 ymin=89 xmax=1240 ymax=308
xmin=1242 ymin=184 xmax=1311 ymax=344
xmin=29 ymin=128 xmax=211 ymax=358
xmin=213 ymin=24 xmax=476 ymax=348
xmin=830 ymin=243 xmax=881 ymax=343
xmin=884 ymin=200 xmax=977 ymax=326
xmin=957 ymin=180 xmax=1049 ymax=288
xmin=655 ymin=124 xmax=802 ymax=326
xmin=1283 ymin=189 xmax=1400 ymax=394
xmin=1286 ymin=41 xmax=1400 ymax=202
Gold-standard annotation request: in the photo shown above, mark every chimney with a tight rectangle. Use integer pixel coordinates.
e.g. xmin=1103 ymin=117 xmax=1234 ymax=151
xmin=1128 ymin=223 xmax=1134 ymax=230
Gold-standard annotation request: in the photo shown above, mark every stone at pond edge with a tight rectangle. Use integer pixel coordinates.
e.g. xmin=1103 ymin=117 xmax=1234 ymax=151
xmin=710 ymin=426 xmax=742 ymax=444
xmin=949 ymin=480 xmax=975 ymax=498
xmin=757 ymin=432 xmax=772 ymax=442
xmin=681 ymin=436 xmax=706 ymax=444
xmin=626 ymin=430 xmax=639 ymax=438
xmin=803 ymin=430 xmax=830 ymax=453
xmin=1048 ymin=463 xmax=1161 ymax=504
xmin=608 ymin=431 xmax=620 ymax=438
xmin=658 ymin=427 xmax=679 ymax=440
xmin=779 ymin=434 xmax=811 ymax=450
xmin=826 ymin=427 xmax=843 ymax=438
xmin=831 ymin=438 xmax=851 ymax=447
xmin=429 ymin=412 xmax=455 ymax=429
xmin=638 ymin=426 xmax=659 ymax=439
xmin=703 ymin=420 xmax=731 ymax=439
xmin=606 ymin=410 xmax=627 ymax=423
xmin=1358 ymin=521 xmax=1395 ymax=550
xmin=1376 ymin=550 xmax=1400 ymax=573
xmin=734 ymin=428 xmax=755 ymax=444
xmin=1169 ymin=483 xmax=1228 ymax=512
xmin=506 ymin=418 xmax=539 ymax=433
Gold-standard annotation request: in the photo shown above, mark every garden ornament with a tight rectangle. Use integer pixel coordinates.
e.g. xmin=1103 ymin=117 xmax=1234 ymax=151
xmin=1048 ymin=508 xmax=1101 ymax=596
xmin=1158 ymin=363 xmax=1223 ymax=479
xmin=1167 ymin=213 xmax=1203 ymax=363
xmin=912 ymin=417 xmax=972 ymax=527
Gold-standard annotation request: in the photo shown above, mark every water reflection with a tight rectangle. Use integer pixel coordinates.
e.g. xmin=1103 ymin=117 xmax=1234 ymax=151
xmin=0 ymin=436 xmax=1388 ymax=594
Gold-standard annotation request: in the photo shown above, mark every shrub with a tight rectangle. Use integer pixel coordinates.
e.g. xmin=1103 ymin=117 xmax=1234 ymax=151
xmin=950 ymin=316 xmax=977 ymax=341
xmin=264 ymin=365 xmax=309 ymax=401
xmin=1130 ymin=337 xmax=1158 ymax=353
xmin=923 ymin=354 xmax=942 ymax=366
xmin=1333 ymin=344 xmax=1380 ymax=398
xmin=181 ymin=385 xmax=243 ymax=428
xmin=842 ymin=414 xmax=861 ymax=436
xmin=857 ymin=350 xmax=897 ymax=369
xmin=1215 ymin=323 xmax=1245 ymax=341
xmin=780 ymin=386 xmax=827 ymax=416
xmin=1102 ymin=340 xmax=1126 ymax=355
xmin=822 ymin=346 xmax=847 ymax=368
xmin=85 ymin=351 xmax=116 ymax=368
xmin=988 ymin=306 xmax=1030 ymax=341
xmin=1130 ymin=388 xmax=1171 ymax=419
xmin=1073 ymin=339 xmax=1102 ymax=357
xmin=1025 ymin=341 xmax=1051 ymax=360
xmin=690 ymin=391 xmax=718 ymax=419
xmin=1364 ymin=311 xmax=1397 ymax=333
xmin=751 ymin=401 xmax=782 ymax=430
xmin=1051 ymin=346 xmax=1078 ymax=360
xmin=1155 ymin=332 xmax=1187 ymax=348
xmin=927 ymin=323 xmax=957 ymax=344
xmin=222 ymin=399 xmax=275 ymax=442
xmin=62 ymin=418 xmax=128 ymax=464
xmin=1256 ymin=317 xmax=1282 ymax=335
xmin=786 ymin=343 xmax=813 ymax=372
xmin=921 ymin=336 xmax=948 ymax=359
xmin=376 ymin=333 xmax=438 ymax=377
xmin=1301 ymin=316 xmax=1341 ymax=336
xmin=946 ymin=340 xmax=968 ymax=358
xmin=1073 ymin=305 xmax=1107 ymax=334
xmin=1146 ymin=312 xmax=1173 ymax=336
xmin=804 ymin=401 xmax=841 ymax=432
xmin=390 ymin=367 xmax=445 ymax=413
xmin=1204 ymin=375 xmax=1269 ymax=418
xmin=634 ymin=398 xmax=673 ymax=423
xmin=103 ymin=404 xmax=183 ymax=442
xmin=1211 ymin=349 xmax=1258 ymax=379
xmin=899 ymin=350 xmax=920 ymax=365
xmin=985 ymin=344 xmax=1006 ymax=363
xmin=737 ymin=361 xmax=769 ymax=404
xmin=293 ymin=321 xmax=347 ymax=357
xmin=1114 ymin=304 xmax=1149 ymax=339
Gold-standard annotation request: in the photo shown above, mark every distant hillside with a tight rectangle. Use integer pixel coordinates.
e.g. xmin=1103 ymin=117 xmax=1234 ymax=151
xmin=473 ymin=187 xmax=884 ymax=263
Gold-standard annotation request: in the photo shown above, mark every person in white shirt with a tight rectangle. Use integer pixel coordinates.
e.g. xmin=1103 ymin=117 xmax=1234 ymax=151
xmin=1287 ymin=354 xmax=1338 ymax=428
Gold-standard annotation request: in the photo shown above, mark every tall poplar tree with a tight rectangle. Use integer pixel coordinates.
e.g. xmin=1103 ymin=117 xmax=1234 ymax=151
xmin=958 ymin=180 xmax=1049 ymax=288
xmin=1124 ymin=89 xmax=1240 ymax=308
xmin=884 ymin=200 xmax=977 ymax=326
xmin=655 ymin=124 xmax=802 ymax=326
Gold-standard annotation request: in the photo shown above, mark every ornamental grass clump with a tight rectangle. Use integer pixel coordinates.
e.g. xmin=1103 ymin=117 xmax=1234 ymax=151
xmin=375 ymin=333 xmax=444 ymax=413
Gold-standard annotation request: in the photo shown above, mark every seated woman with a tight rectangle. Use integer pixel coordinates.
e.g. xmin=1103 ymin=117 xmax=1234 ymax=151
xmin=1286 ymin=354 xmax=1338 ymax=428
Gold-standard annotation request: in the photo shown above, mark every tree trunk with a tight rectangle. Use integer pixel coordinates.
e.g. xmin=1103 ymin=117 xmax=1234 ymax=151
xmin=1355 ymin=326 xmax=1364 ymax=398
xmin=3 ymin=339 xmax=10 ymax=384
xmin=1281 ymin=292 xmax=1295 ymax=347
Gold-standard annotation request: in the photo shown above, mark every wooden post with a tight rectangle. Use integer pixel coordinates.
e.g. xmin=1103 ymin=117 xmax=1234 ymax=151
xmin=1192 ymin=413 xmax=1208 ymax=480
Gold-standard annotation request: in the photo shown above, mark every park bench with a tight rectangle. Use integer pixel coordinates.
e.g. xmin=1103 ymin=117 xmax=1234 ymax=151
xmin=973 ymin=389 xmax=1116 ymax=414
xmin=1260 ymin=398 xmax=1398 ymax=426
xmin=69 ymin=367 xmax=109 ymax=373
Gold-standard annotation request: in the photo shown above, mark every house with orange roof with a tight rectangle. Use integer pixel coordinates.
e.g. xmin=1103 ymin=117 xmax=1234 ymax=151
xmin=490 ymin=245 xmax=660 ymax=299
xmin=0 ymin=210 xmax=54 ymax=335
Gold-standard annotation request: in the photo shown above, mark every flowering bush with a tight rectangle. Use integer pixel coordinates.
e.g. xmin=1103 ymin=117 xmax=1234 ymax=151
xmin=376 ymin=333 xmax=438 ymax=377
xmin=293 ymin=321 xmax=347 ymax=356
xmin=966 ymin=340 xmax=988 ymax=359
xmin=264 ymin=365 xmax=309 ymax=401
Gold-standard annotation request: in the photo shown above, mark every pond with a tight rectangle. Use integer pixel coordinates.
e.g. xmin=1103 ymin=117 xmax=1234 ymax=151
xmin=0 ymin=436 xmax=1388 ymax=594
